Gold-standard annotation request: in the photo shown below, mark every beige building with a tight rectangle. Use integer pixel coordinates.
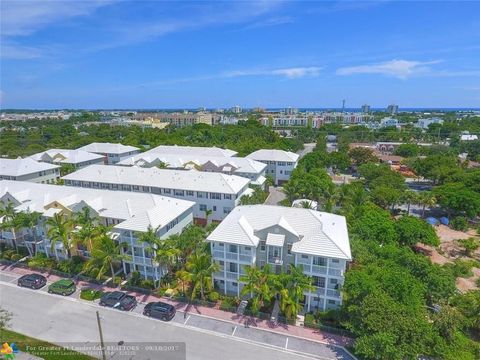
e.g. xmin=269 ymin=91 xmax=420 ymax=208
xmin=135 ymin=112 xmax=213 ymax=127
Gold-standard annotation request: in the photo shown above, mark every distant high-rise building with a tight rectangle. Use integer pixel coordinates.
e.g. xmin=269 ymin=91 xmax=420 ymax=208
xmin=387 ymin=104 xmax=399 ymax=115
xmin=230 ymin=105 xmax=242 ymax=114
xmin=361 ymin=104 xmax=371 ymax=113
xmin=284 ymin=107 xmax=298 ymax=115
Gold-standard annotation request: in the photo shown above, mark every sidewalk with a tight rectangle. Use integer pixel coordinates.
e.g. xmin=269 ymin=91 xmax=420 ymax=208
xmin=0 ymin=263 xmax=354 ymax=348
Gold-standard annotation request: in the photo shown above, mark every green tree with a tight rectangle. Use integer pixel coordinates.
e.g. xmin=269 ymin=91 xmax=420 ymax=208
xmin=348 ymin=147 xmax=378 ymax=166
xmin=395 ymin=216 xmax=440 ymax=247
xmin=458 ymin=238 xmax=480 ymax=257
xmin=184 ymin=252 xmax=219 ymax=300
xmin=0 ymin=202 xmax=22 ymax=251
xmin=16 ymin=210 xmax=42 ymax=255
xmin=240 ymin=264 xmax=275 ymax=314
xmin=46 ymin=213 xmax=73 ymax=259
xmin=86 ymin=232 xmax=130 ymax=285
xmin=350 ymin=204 xmax=398 ymax=244
xmin=418 ymin=191 xmax=436 ymax=218
xmin=434 ymin=183 xmax=480 ymax=218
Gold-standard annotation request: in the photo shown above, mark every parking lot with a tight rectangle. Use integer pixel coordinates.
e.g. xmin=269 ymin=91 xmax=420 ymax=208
xmin=1 ymin=270 xmax=356 ymax=360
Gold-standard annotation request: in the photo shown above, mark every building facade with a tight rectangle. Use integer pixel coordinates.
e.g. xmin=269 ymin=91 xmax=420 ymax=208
xmin=77 ymin=142 xmax=140 ymax=164
xmin=206 ymin=205 xmax=351 ymax=311
xmin=0 ymin=158 xmax=60 ymax=183
xmin=246 ymin=149 xmax=299 ymax=185
xmin=0 ymin=180 xmax=194 ymax=281
xmin=62 ymin=165 xmax=251 ymax=223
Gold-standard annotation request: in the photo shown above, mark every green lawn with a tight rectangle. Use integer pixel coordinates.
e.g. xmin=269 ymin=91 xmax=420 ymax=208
xmin=0 ymin=329 xmax=95 ymax=359
xmin=80 ymin=288 xmax=103 ymax=301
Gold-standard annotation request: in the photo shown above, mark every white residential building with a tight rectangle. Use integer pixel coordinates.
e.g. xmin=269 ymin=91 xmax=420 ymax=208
xmin=0 ymin=180 xmax=194 ymax=281
xmin=415 ymin=117 xmax=444 ymax=130
xmin=0 ymin=158 xmax=60 ymax=184
xmin=380 ymin=117 xmax=399 ymax=128
xmin=29 ymin=149 xmax=105 ymax=169
xmin=118 ymin=154 xmax=267 ymax=187
xmin=206 ymin=205 xmax=351 ymax=311
xmin=62 ymin=165 xmax=251 ymax=224
xmin=77 ymin=142 xmax=140 ymax=164
xmin=460 ymin=132 xmax=479 ymax=141
xmin=141 ymin=145 xmax=237 ymax=158
xmin=246 ymin=149 xmax=299 ymax=185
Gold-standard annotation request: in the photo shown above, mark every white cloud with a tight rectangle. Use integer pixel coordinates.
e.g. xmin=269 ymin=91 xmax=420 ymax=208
xmin=0 ymin=43 xmax=45 ymax=59
xmin=223 ymin=66 xmax=322 ymax=79
xmin=336 ymin=59 xmax=441 ymax=79
xmin=1 ymin=0 xmax=113 ymax=36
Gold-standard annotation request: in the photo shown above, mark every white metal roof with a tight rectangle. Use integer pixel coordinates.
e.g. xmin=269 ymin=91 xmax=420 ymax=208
xmin=62 ymin=165 xmax=250 ymax=194
xmin=0 ymin=180 xmax=194 ymax=233
xmin=77 ymin=142 xmax=139 ymax=154
xmin=266 ymin=233 xmax=285 ymax=247
xmin=144 ymin=145 xmax=237 ymax=157
xmin=0 ymin=158 xmax=60 ymax=177
xmin=29 ymin=149 xmax=104 ymax=165
xmin=246 ymin=149 xmax=299 ymax=162
xmin=207 ymin=205 xmax=351 ymax=260
xmin=117 ymin=153 xmax=266 ymax=174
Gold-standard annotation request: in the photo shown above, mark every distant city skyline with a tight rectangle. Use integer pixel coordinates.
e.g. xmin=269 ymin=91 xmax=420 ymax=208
xmin=1 ymin=1 xmax=480 ymax=109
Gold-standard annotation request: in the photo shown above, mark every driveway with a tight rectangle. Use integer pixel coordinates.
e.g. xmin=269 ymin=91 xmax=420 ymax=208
xmin=265 ymin=186 xmax=287 ymax=205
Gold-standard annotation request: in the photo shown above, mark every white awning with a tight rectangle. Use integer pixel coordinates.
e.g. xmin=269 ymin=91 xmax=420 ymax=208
xmin=266 ymin=233 xmax=285 ymax=247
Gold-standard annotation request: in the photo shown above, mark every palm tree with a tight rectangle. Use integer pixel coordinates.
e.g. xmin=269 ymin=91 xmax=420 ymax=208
xmin=184 ymin=252 xmax=219 ymax=300
xmin=72 ymin=207 xmax=100 ymax=253
xmin=402 ymin=190 xmax=419 ymax=215
xmin=240 ymin=264 xmax=275 ymax=314
xmin=17 ymin=211 xmax=42 ymax=256
xmin=204 ymin=209 xmax=213 ymax=226
xmin=0 ymin=203 xmax=22 ymax=252
xmin=46 ymin=213 xmax=73 ymax=260
xmin=275 ymin=265 xmax=313 ymax=321
xmin=86 ymin=233 xmax=130 ymax=285
xmin=418 ymin=191 xmax=436 ymax=218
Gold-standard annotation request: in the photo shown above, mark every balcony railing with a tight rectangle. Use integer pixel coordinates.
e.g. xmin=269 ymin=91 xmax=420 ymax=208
xmin=225 ymin=252 xmax=238 ymax=260
xmin=328 ymin=268 xmax=342 ymax=276
xmin=312 ymin=265 xmax=327 ymax=275
xmin=239 ymin=254 xmax=253 ymax=263
xmin=226 ymin=271 xmax=239 ymax=280
xmin=212 ymin=250 xmax=224 ymax=259
xmin=267 ymin=256 xmax=283 ymax=265
xmin=326 ymin=289 xmax=341 ymax=298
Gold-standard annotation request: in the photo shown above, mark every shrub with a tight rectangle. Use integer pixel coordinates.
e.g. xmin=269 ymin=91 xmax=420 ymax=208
xmin=1 ymin=249 xmax=16 ymax=260
xmin=80 ymin=288 xmax=103 ymax=301
xmin=446 ymin=259 xmax=475 ymax=278
xmin=208 ymin=291 xmax=220 ymax=302
xmin=57 ymin=256 xmax=85 ymax=275
xmin=28 ymin=254 xmax=56 ymax=269
xmin=140 ymin=279 xmax=155 ymax=290
xmin=304 ymin=313 xmax=315 ymax=325
xmin=220 ymin=296 xmax=239 ymax=311
xmin=10 ymin=253 xmax=22 ymax=262
xmin=451 ymin=217 xmax=468 ymax=231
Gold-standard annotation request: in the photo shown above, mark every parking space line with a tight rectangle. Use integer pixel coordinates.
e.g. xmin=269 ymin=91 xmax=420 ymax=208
xmin=231 ymin=326 xmax=237 ymax=336
xmin=184 ymin=315 xmax=190 ymax=325
xmin=285 ymin=337 xmax=289 ymax=349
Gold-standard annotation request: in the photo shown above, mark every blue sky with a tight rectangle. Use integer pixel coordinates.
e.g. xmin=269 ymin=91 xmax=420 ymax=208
xmin=1 ymin=0 xmax=479 ymax=109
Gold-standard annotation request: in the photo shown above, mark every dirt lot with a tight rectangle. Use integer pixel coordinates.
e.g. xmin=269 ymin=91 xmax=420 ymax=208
xmin=427 ymin=225 xmax=480 ymax=292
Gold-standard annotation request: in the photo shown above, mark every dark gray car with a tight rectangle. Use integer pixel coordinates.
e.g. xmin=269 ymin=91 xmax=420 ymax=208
xmin=99 ymin=291 xmax=137 ymax=311
xmin=17 ymin=274 xmax=47 ymax=289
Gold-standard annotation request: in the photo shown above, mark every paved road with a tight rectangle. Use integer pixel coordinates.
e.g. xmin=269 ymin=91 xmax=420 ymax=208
xmin=265 ymin=186 xmax=287 ymax=206
xmin=0 ymin=278 xmax=355 ymax=360
xmin=297 ymin=143 xmax=316 ymax=158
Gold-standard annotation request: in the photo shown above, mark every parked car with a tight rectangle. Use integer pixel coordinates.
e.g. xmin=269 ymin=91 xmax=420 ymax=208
xmin=48 ymin=279 xmax=76 ymax=296
xmin=143 ymin=301 xmax=176 ymax=321
xmin=99 ymin=291 xmax=137 ymax=311
xmin=17 ymin=274 xmax=46 ymax=289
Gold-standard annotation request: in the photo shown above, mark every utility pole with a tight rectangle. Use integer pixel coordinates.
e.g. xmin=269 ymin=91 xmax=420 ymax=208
xmin=96 ymin=311 xmax=107 ymax=360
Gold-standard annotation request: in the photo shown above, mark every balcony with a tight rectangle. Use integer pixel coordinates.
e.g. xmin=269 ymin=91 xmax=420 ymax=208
xmin=213 ymin=271 xmax=224 ymax=278
xmin=226 ymin=252 xmax=238 ymax=260
xmin=239 ymin=254 xmax=253 ymax=263
xmin=226 ymin=271 xmax=239 ymax=280
xmin=267 ymin=256 xmax=283 ymax=265
xmin=328 ymin=268 xmax=342 ymax=276
xmin=212 ymin=250 xmax=224 ymax=259
xmin=326 ymin=289 xmax=341 ymax=298
xmin=311 ymin=264 xmax=327 ymax=275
